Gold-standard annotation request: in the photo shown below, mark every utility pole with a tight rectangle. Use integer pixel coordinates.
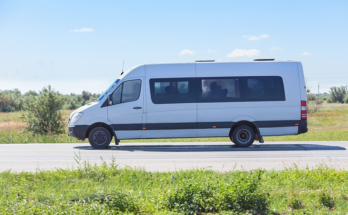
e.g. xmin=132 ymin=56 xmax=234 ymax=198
xmin=318 ymin=83 xmax=320 ymax=101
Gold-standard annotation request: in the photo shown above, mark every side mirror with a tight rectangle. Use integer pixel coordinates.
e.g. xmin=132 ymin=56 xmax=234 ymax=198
xmin=108 ymin=94 xmax=112 ymax=106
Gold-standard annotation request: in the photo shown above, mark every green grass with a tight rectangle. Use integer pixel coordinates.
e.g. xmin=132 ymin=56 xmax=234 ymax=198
xmin=1 ymin=161 xmax=348 ymax=214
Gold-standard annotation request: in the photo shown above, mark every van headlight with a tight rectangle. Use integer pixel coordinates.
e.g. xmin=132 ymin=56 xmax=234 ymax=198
xmin=69 ymin=112 xmax=83 ymax=126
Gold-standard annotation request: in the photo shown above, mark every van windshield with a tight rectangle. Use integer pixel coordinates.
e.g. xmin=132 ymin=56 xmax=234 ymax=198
xmin=96 ymin=79 xmax=120 ymax=102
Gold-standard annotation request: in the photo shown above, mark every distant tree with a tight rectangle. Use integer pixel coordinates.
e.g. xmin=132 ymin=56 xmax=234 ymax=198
xmin=23 ymin=85 xmax=65 ymax=135
xmin=307 ymin=93 xmax=316 ymax=101
xmin=344 ymin=94 xmax=348 ymax=103
xmin=82 ymin=90 xmax=92 ymax=101
xmin=0 ymin=88 xmax=100 ymax=112
xmin=328 ymin=86 xmax=346 ymax=103
xmin=0 ymin=89 xmax=22 ymax=112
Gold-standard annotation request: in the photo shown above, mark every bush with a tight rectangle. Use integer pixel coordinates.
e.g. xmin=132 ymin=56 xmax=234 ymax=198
xmin=223 ymin=171 xmax=269 ymax=211
xmin=328 ymin=86 xmax=346 ymax=103
xmin=307 ymin=99 xmax=323 ymax=113
xmin=79 ymin=192 xmax=139 ymax=213
xmin=0 ymin=89 xmax=23 ymax=112
xmin=163 ymin=170 xmax=269 ymax=214
xmin=288 ymin=195 xmax=303 ymax=210
xmin=22 ymin=85 xmax=65 ymax=135
xmin=319 ymin=192 xmax=335 ymax=209
xmin=344 ymin=94 xmax=348 ymax=103
xmin=306 ymin=93 xmax=317 ymax=101
xmin=164 ymin=181 xmax=221 ymax=214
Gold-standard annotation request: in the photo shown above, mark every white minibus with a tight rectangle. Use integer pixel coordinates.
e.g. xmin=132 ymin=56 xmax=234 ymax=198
xmin=68 ymin=60 xmax=308 ymax=148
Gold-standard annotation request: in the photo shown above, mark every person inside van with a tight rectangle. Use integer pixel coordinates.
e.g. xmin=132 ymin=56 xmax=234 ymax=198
xmin=164 ymin=86 xmax=171 ymax=94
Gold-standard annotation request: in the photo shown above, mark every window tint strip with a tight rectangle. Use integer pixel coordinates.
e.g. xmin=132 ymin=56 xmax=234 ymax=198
xmin=150 ymin=76 xmax=285 ymax=104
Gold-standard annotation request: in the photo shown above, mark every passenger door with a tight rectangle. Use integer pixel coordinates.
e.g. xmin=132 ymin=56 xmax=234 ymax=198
xmin=107 ymin=79 xmax=144 ymax=139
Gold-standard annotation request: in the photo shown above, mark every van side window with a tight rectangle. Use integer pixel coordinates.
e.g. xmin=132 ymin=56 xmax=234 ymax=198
xmin=122 ymin=80 xmax=141 ymax=103
xmin=150 ymin=78 xmax=195 ymax=104
xmin=111 ymin=80 xmax=141 ymax=105
xmin=197 ymin=78 xmax=241 ymax=102
xmin=244 ymin=76 xmax=285 ymax=101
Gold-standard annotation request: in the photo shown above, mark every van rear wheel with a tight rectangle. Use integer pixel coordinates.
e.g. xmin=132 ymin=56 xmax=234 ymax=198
xmin=88 ymin=127 xmax=112 ymax=149
xmin=231 ymin=125 xmax=254 ymax=147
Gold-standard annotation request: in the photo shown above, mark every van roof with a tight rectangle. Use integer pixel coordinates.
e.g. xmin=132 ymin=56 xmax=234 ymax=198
xmin=144 ymin=60 xmax=299 ymax=66
xmin=120 ymin=60 xmax=301 ymax=79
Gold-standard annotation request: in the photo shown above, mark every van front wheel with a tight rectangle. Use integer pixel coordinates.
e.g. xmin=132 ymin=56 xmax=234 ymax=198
xmin=88 ymin=127 xmax=112 ymax=149
xmin=231 ymin=125 xmax=255 ymax=147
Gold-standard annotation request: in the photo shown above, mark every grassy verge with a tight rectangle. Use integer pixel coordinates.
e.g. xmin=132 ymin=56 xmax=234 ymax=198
xmin=1 ymin=161 xmax=348 ymax=214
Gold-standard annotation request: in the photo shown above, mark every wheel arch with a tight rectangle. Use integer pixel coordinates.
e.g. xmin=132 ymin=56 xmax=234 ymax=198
xmin=85 ymin=122 xmax=114 ymax=139
xmin=229 ymin=121 xmax=261 ymax=140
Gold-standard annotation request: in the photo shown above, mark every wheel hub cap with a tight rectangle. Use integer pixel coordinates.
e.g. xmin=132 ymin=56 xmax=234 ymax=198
xmin=236 ymin=129 xmax=251 ymax=144
xmin=93 ymin=130 xmax=107 ymax=145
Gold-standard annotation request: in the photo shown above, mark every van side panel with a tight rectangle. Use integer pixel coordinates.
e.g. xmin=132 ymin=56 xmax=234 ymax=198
xmin=144 ymin=64 xmax=198 ymax=138
xmin=297 ymin=63 xmax=307 ymax=101
xmin=196 ymin=62 xmax=301 ymax=137
xmin=297 ymin=62 xmax=308 ymax=134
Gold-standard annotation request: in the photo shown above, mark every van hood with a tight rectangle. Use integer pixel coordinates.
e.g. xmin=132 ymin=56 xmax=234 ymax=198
xmin=70 ymin=101 xmax=99 ymax=118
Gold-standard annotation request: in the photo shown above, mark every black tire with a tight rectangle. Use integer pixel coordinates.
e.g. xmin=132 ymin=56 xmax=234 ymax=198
xmin=229 ymin=135 xmax=234 ymax=143
xmin=88 ymin=127 xmax=112 ymax=149
xmin=231 ymin=125 xmax=255 ymax=147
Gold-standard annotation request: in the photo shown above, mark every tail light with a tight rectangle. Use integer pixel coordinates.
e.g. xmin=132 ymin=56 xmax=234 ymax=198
xmin=301 ymin=100 xmax=307 ymax=120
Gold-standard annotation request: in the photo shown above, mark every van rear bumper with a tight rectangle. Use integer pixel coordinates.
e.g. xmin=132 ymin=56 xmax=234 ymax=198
xmin=68 ymin=125 xmax=88 ymax=140
xmin=298 ymin=120 xmax=308 ymax=134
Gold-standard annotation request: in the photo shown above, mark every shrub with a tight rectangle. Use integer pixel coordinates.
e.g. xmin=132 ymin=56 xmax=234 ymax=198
xmin=306 ymin=93 xmax=317 ymax=101
xmin=288 ymin=195 xmax=303 ymax=210
xmin=0 ymin=89 xmax=23 ymax=112
xmin=328 ymin=86 xmax=346 ymax=103
xmin=222 ymin=171 xmax=269 ymax=211
xmin=344 ymin=94 xmax=348 ymax=103
xmin=164 ymin=181 xmax=221 ymax=214
xmin=319 ymin=192 xmax=335 ymax=209
xmin=22 ymin=85 xmax=65 ymax=135
xmin=79 ymin=192 xmax=139 ymax=213
xmin=163 ymin=170 xmax=269 ymax=214
xmin=307 ymin=99 xmax=323 ymax=113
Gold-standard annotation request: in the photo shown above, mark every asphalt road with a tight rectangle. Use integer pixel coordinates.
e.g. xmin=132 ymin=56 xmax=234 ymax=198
xmin=1 ymin=142 xmax=348 ymax=172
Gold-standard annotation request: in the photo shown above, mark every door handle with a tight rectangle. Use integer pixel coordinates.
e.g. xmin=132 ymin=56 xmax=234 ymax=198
xmin=133 ymin=106 xmax=142 ymax=109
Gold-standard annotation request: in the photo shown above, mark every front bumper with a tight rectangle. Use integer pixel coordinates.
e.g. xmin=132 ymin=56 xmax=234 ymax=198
xmin=68 ymin=125 xmax=88 ymax=140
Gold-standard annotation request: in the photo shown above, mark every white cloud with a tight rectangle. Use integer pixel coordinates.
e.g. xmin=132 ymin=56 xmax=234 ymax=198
xmin=244 ymin=34 xmax=269 ymax=41
xmin=71 ymin=28 xmax=94 ymax=33
xmin=207 ymin=48 xmax=218 ymax=53
xmin=179 ymin=49 xmax=194 ymax=55
xmin=227 ymin=49 xmax=260 ymax=58
xmin=301 ymin=52 xmax=312 ymax=56
xmin=271 ymin=47 xmax=282 ymax=51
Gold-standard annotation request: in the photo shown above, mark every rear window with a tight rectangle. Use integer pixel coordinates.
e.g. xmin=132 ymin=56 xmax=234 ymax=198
xmin=243 ymin=76 xmax=285 ymax=101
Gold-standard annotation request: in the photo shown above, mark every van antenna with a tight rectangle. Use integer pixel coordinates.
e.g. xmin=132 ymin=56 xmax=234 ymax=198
xmin=120 ymin=60 xmax=124 ymax=75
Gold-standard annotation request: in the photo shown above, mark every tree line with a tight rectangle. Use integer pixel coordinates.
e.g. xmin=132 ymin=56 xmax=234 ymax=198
xmin=0 ymin=88 xmax=100 ymax=112
xmin=307 ymin=86 xmax=348 ymax=103
xmin=1 ymin=85 xmax=348 ymax=113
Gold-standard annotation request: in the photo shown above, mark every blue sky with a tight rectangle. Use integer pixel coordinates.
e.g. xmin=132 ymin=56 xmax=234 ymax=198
xmin=1 ymin=0 xmax=347 ymax=94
